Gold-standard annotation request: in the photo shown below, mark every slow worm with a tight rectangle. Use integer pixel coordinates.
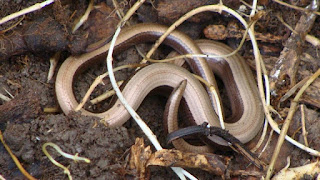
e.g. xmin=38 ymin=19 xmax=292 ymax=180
xmin=55 ymin=23 xmax=264 ymax=148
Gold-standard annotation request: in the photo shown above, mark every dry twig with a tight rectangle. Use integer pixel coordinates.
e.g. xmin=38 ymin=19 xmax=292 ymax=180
xmin=300 ymin=105 xmax=309 ymax=146
xmin=272 ymin=160 xmax=320 ymax=179
xmin=128 ymin=138 xmax=230 ymax=178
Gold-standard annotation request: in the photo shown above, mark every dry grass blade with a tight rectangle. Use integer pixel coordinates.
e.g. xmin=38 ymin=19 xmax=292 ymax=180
xmin=75 ymin=64 xmax=145 ymax=111
xmin=105 ymin=0 xmax=194 ymax=179
xmin=0 ymin=131 xmax=37 ymax=180
xmin=266 ymin=68 xmax=320 ymax=179
xmin=273 ymin=0 xmax=320 ymax=16
xmin=0 ymin=0 xmax=55 ymax=25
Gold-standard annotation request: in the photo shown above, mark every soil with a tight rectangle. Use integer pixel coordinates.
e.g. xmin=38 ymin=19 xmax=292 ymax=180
xmin=1 ymin=0 xmax=320 ymax=179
